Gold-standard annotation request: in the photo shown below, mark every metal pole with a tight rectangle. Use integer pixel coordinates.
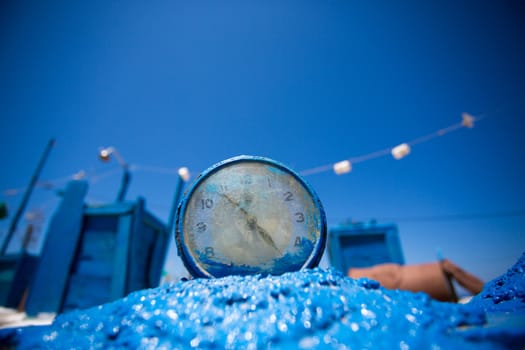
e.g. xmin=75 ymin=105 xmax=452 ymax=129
xmin=1 ymin=138 xmax=55 ymax=255
xmin=116 ymin=166 xmax=131 ymax=202
xmin=167 ymin=168 xmax=189 ymax=235
xmin=98 ymin=147 xmax=131 ymax=203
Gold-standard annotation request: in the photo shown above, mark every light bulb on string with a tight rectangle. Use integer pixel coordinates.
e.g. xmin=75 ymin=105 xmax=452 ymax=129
xmin=333 ymin=160 xmax=352 ymax=175
xmin=391 ymin=143 xmax=411 ymax=160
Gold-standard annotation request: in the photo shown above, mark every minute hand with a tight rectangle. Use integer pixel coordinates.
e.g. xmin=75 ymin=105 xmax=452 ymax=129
xmin=219 ymin=193 xmax=281 ymax=254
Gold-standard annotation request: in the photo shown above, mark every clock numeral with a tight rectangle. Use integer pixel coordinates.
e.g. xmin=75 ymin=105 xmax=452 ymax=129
xmin=196 ymin=222 xmax=207 ymax=232
xmin=295 ymin=212 xmax=305 ymax=223
xmin=242 ymin=193 xmax=253 ymax=207
xmin=283 ymin=191 xmax=293 ymax=201
xmin=204 ymin=247 xmax=215 ymax=257
xmin=241 ymin=174 xmax=252 ymax=185
xmin=267 ymin=178 xmax=272 ymax=188
xmin=294 ymin=237 xmax=302 ymax=247
xmin=200 ymin=199 xmax=214 ymax=209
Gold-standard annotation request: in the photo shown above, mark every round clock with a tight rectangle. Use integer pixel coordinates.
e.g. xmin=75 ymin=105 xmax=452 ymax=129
xmin=175 ymin=155 xmax=327 ymax=278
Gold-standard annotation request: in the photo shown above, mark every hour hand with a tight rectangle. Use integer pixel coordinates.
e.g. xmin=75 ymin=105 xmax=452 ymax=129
xmin=218 ymin=192 xmax=281 ymax=254
xmin=246 ymin=215 xmax=280 ymax=254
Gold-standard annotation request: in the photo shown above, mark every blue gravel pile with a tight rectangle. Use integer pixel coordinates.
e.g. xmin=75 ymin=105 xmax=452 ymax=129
xmin=3 ymin=254 xmax=524 ymax=349
xmin=468 ymin=253 xmax=525 ymax=314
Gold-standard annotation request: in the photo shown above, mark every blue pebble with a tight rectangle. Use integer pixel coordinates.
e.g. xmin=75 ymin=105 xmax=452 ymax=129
xmin=3 ymin=254 xmax=525 ymax=349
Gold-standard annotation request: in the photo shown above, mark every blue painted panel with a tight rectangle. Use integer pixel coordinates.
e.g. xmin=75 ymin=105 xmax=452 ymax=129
xmin=25 ymin=194 xmax=171 ymax=314
xmin=339 ymin=234 xmax=391 ymax=268
xmin=59 ymin=198 xmax=171 ymax=312
xmin=82 ymin=214 xmax=119 ymax=232
xmin=126 ymin=198 xmax=169 ymax=292
xmin=83 ymin=202 xmax=134 ymax=216
xmin=125 ymin=198 xmax=145 ymax=293
xmin=0 ymin=254 xmax=38 ymax=308
xmin=61 ymin=215 xmax=126 ymax=311
xmin=328 ymin=223 xmax=404 ymax=274
xmin=25 ymin=180 xmax=88 ymax=316
xmin=75 ymin=261 xmax=114 ymax=277
xmin=148 ymin=229 xmax=169 ymax=286
xmin=73 ymin=230 xmax=115 ymax=279
xmin=110 ymin=214 xmax=132 ymax=300
xmin=76 ymin=229 xmax=116 ymax=275
xmin=61 ymin=275 xmax=111 ymax=311
xmin=143 ymin=211 xmax=170 ymax=286
xmin=0 ymin=261 xmax=15 ymax=303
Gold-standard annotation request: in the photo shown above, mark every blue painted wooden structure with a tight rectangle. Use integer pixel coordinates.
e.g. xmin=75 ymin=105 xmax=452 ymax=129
xmin=328 ymin=222 xmax=404 ymax=274
xmin=24 ymin=180 xmax=88 ymax=315
xmin=25 ymin=180 xmax=171 ymax=315
xmin=0 ymin=253 xmax=38 ymax=308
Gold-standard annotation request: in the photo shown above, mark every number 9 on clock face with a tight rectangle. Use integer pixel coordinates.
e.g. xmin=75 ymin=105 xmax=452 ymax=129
xmin=175 ymin=155 xmax=327 ymax=278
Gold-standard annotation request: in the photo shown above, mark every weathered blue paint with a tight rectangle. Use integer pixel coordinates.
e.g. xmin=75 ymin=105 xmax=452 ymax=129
xmin=24 ymin=183 xmax=171 ymax=315
xmin=126 ymin=199 xmax=169 ymax=292
xmin=25 ymin=180 xmax=89 ymax=316
xmin=0 ymin=253 xmax=38 ymax=308
xmin=328 ymin=222 xmax=405 ymax=274
xmin=198 ymin=239 xmax=315 ymax=277
xmin=5 ymin=254 xmax=524 ymax=349
xmin=144 ymin=211 xmax=172 ymax=287
xmin=59 ymin=198 xmax=170 ymax=313
xmin=111 ymin=213 xmax=133 ymax=300
xmin=83 ymin=202 xmax=135 ymax=216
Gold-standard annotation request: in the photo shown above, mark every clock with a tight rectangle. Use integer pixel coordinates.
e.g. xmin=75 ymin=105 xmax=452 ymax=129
xmin=175 ymin=155 xmax=326 ymax=278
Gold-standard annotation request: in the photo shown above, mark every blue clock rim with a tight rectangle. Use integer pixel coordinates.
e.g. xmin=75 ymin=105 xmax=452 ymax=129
xmin=175 ymin=154 xmax=327 ymax=278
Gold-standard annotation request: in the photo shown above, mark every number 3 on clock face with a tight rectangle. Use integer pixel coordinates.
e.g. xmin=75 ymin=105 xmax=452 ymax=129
xmin=175 ymin=155 xmax=327 ymax=278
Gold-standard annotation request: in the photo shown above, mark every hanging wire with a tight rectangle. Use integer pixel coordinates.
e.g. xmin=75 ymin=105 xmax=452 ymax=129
xmin=330 ymin=209 xmax=525 ymax=224
xmin=133 ymin=164 xmax=184 ymax=175
xmin=299 ymin=112 xmax=483 ymax=176
xmin=0 ymin=112 xmax=482 ymax=197
xmin=88 ymin=167 xmax=123 ymax=184
xmin=1 ymin=166 xmax=124 ymax=198
xmin=0 ymin=111 xmax=485 ymax=199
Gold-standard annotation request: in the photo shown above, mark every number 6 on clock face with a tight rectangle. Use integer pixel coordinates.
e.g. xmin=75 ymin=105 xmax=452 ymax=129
xmin=175 ymin=155 xmax=327 ymax=278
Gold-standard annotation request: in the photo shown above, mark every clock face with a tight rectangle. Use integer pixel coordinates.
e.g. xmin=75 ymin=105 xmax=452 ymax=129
xmin=176 ymin=156 xmax=326 ymax=278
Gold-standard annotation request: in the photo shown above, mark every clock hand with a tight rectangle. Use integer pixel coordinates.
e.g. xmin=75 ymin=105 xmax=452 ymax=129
xmin=257 ymin=227 xmax=281 ymax=254
xmin=246 ymin=215 xmax=281 ymax=254
xmin=218 ymin=192 xmax=281 ymax=254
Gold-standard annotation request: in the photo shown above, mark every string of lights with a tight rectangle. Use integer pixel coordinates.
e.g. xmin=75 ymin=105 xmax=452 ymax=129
xmin=299 ymin=112 xmax=479 ymax=176
xmin=0 ymin=112 xmax=482 ymax=197
xmin=1 ymin=109 xmax=522 ymax=238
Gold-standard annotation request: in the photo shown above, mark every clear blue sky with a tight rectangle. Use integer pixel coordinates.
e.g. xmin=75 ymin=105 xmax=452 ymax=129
xmin=1 ymin=1 xmax=524 ymax=283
